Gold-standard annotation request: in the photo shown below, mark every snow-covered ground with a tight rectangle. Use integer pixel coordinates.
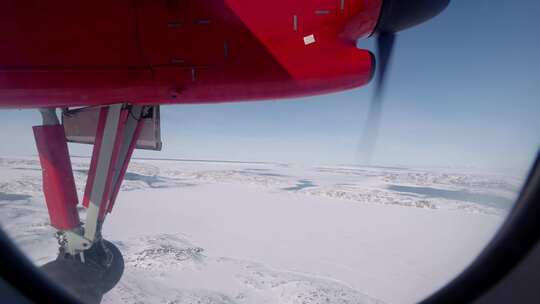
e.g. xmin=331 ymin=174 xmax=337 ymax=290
xmin=0 ymin=157 xmax=524 ymax=303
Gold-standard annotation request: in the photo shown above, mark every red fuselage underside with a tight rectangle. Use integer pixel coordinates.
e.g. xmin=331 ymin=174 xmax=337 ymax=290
xmin=0 ymin=0 xmax=381 ymax=108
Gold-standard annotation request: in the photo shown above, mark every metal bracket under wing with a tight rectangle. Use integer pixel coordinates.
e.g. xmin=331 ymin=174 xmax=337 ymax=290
xmin=62 ymin=105 xmax=162 ymax=151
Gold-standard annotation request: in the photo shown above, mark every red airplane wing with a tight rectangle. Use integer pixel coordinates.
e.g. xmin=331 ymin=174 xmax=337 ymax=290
xmin=0 ymin=0 xmax=381 ymax=108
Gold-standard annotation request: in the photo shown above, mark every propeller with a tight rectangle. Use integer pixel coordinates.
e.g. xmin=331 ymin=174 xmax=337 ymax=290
xmin=357 ymin=0 xmax=450 ymax=164
xmin=358 ymin=32 xmax=395 ymax=164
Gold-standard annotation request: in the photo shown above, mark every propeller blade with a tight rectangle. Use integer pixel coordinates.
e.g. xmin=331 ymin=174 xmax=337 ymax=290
xmin=355 ymin=0 xmax=450 ymax=165
xmin=358 ymin=32 xmax=395 ymax=164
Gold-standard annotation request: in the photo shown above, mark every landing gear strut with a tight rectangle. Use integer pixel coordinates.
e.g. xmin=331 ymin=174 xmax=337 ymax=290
xmin=33 ymin=104 xmax=148 ymax=303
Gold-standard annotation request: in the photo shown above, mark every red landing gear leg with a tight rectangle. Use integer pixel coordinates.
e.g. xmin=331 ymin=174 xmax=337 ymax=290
xmin=34 ymin=105 xmax=146 ymax=303
xmin=81 ymin=104 xmax=145 ymax=247
xmin=33 ymin=109 xmax=81 ymax=233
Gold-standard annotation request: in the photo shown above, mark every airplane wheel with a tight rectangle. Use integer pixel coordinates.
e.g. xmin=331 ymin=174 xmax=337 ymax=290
xmin=98 ymin=239 xmax=124 ymax=292
xmin=40 ymin=239 xmax=124 ymax=304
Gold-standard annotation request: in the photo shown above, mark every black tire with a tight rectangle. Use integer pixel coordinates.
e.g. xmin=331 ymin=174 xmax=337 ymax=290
xmin=39 ymin=239 xmax=124 ymax=304
xmin=40 ymin=257 xmax=105 ymax=304
xmin=99 ymin=240 xmax=124 ymax=293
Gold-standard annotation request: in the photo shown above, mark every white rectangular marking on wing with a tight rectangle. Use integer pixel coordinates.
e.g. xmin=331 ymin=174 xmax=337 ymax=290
xmin=304 ymin=34 xmax=316 ymax=45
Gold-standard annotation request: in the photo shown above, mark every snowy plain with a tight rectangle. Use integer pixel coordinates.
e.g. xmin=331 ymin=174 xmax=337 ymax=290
xmin=0 ymin=156 xmax=524 ymax=304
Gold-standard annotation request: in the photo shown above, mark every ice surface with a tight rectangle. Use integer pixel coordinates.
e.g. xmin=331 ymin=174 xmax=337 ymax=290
xmin=0 ymin=157 xmax=522 ymax=303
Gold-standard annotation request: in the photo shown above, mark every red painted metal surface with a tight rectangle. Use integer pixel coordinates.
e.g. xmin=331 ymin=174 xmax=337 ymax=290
xmin=108 ymin=117 xmax=145 ymax=213
xmin=98 ymin=109 xmax=129 ymax=219
xmin=33 ymin=125 xmax=80 ymax=230
xmin=82 ymin=107 xmax=109 ymax=209
xmin=81 ymin=106 xmax=141 ymax=218
xmin=0 ymin=0 xmax=381 ymax=108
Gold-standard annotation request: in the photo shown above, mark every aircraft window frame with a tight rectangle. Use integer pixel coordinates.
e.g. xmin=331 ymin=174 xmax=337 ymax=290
xmin=421 ymin=153 xmax=540 ymax=303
